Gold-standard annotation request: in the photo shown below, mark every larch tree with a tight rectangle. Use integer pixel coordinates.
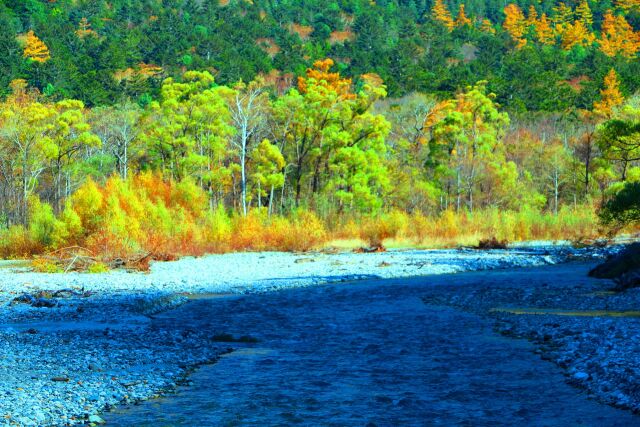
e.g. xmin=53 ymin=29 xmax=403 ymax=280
xmin=455 ymin=5 xmax=472 ymax=28
xmin=599 ymin=11 xmax=639 ymax=58
xmin=535 ymin=13 xmax=556 ymax=45
xmin=503 ymin=4 xmax=528 ymax=49
xmin=75 ymin=18 xmax=98 ymax=39
xmin=560 ymin=20 xmax=594 ymax=50
xmin=576 ymin=0 xmax=593 ymax=27
xmin=480 ymin=19 xmax=496 ymax=34
xmin=526 ymin=6 xmax=538 ymax=27
xmin=594 ymin=69 xmax=625 ymax=118
xmin=615 ymin=0 xmax=640 ymax=12
xmin=552 ymin=3 xmax=574 ymax=30
xmin=22 ymin=30 xmax=50 ymax=63
xmin=431 ymin=0 xmax=455 ymax=31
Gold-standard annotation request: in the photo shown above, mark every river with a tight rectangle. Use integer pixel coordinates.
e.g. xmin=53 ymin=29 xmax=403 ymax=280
xmin=106 ymin=269 xmax=638 ymax=426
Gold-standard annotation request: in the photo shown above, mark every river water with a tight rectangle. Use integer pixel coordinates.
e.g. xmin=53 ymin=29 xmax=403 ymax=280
xmin=107 ymin=272 xmax=638 ymax=426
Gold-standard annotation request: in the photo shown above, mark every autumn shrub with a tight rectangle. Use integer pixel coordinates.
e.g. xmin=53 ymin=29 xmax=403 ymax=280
xmin=358 ymin=210 xmax=410 ymax=247
xmin=87 ymin=262 xmax=109 ymax=274
xmin=231 ymin=208 xmax=326 ymax=252
xmin=203 ymin=205 xmax=233 ymax=252
xmin=28 ymin=197 xmax=67 ymax=248
xmin=0 ymin=225 xmax=40 ymax=258
xmin=31 ymin=258 xmax=62 ymax=273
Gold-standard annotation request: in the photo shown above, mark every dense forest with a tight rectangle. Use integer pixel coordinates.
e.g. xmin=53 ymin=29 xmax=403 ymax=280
xmin=0 ymin=0 xmax=639 ymax=263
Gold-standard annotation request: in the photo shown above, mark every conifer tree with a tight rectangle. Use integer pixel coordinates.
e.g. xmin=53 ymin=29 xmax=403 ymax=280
xmin=503 ymin=4 xmax=527 ymax=48
xmin=535 ymin=13 xmax=556 ymax=45
xmin=576 ymin=0 xmax=593 ymax=27
xmin=23 ymin=31 xmax=50 ymax=63
xmin=455 ymin=4 xmax=472 ymax=27
xmin=599 ymin=11 xmax=640 ymax=58
xmin=594 ymin=69 xmax=624 ymax=117
xmin=432 ymin=0 xmax=455 ymax=30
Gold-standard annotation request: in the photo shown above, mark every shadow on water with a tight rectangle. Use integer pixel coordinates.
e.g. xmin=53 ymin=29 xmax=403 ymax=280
xmin=105 ymin=271 xmax=639 ymax=426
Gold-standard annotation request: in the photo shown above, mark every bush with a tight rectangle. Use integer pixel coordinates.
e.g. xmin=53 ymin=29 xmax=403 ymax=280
xmin=31 ymin=258 xmax=63 ymax=273
xmin=600 ymin=182 xmax=640 ymax=230
xmin=87 ymin=262 xmax=109 ymax=274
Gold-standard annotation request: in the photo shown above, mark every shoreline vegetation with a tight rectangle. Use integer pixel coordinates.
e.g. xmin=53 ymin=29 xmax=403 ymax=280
xmin=0 ymin=60 xmax=639 ymax=269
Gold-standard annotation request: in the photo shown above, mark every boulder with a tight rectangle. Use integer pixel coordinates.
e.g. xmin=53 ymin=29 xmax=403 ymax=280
xmin=589 ymin=243 xmax=640 ymax=279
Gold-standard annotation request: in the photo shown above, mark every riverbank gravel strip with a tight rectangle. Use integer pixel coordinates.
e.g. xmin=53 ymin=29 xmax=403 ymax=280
xmin=0 ymin=244 xmax=623 ymax=426
xmin=421 ymin=263 xmax=640 ymax=414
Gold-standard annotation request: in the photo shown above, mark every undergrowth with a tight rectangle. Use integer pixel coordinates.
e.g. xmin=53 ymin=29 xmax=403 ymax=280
xmin=0 ymin=173 xmax=613 ymax=271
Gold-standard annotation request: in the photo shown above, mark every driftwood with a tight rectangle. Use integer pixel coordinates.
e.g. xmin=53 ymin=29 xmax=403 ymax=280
xmin=32 ymin=246 xmax=159 ymax=272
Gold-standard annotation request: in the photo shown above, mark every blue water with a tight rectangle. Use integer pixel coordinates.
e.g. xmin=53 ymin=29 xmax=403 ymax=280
xmin=107 ymin=272 xmax=638 ymax=426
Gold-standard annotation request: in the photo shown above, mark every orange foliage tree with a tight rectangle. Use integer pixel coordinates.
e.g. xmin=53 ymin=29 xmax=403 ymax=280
xmin=599 ymin=11 xmax=640 ymax=58
xmin=594 ymin=69 xmax=624 ymax=117
xmin=431 ymin=0 xmax=455 ymax=31
xmin=455 ymin=4 xmax=472 ymax=27
xmin=503 ymin=4 xmax=527 ymax=48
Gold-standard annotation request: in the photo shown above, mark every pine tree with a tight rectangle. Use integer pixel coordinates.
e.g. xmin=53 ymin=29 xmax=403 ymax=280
xmin=23 ymin=30 xmax=50 ymax=63
xmin=594 ymin=69 xmax=624 ymax=117
xmin=432 ymin=0 xmax=455 ymax=30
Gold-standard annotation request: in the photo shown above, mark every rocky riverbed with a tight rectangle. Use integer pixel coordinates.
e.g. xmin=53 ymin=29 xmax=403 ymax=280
xmin=0 ymin=244 xmax=633 ymax=426
xmin=421 ymin=263 xmax=640 ymax=415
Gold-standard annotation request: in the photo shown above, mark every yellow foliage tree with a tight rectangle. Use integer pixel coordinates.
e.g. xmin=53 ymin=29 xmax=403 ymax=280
xmin=552 ymin=2 xmax=574 ymax=30
xmin=432 ymin=0 xmax=455 ymax=30
xmin=503 ymin=4 xmax=527 ymax=49
xmin=23 ymin=31 xmax=50 ymax=63
xmin=455 ymin=4 xmax=472 ymax=27
xmin=526 ymin=6 xmax=538 ymax=27
xmin=599 ymin=11 xmax=640 ymax=58
xmin=576 ymin=0 xmax=593 ymax=27
xmin=594 ymin=69 xmax=624 ymax=117
xmin=560 ymin=20 xmax=595 ymax=50
xmin=615 ymin=0 xmax=640 ymax=11
xmin=535 ymin=13 xmax=556 ymax=45
xmin=480 ymin=19 xmax=496 ymax=34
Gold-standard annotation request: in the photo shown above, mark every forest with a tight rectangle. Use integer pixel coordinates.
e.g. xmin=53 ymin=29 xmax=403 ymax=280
xmin=0 ymin=0 xmax=639 ymax=264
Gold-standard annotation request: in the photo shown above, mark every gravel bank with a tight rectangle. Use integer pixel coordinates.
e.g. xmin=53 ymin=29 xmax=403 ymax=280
xmin=421 ymin=262 xmax=640 ymax=415
xmin=0 ymin=244 xmax=624 ymax=426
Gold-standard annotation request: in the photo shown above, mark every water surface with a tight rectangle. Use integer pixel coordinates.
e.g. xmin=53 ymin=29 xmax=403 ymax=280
xmin=108 ymin=271 xmax=638 ymax=426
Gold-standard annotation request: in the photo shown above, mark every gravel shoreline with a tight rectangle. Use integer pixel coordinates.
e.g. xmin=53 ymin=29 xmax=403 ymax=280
xmin=421 ymin=262 xmax=640 ymax=415
xmin=0 ymin=244 xmax=628 ymax=426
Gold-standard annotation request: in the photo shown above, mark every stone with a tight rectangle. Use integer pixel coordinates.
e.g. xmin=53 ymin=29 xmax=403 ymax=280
xmin=88 ymin=414 xmax=106 ymax=424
